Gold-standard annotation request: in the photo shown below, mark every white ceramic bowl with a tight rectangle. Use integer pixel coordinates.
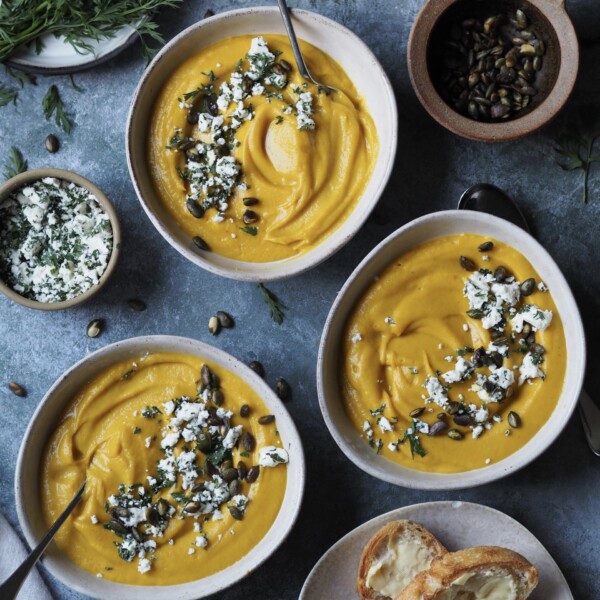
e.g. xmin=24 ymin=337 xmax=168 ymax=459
xmin=126 ymin=7 xmax=397 ymax=281
xmin=317 ymin=210 xmax=586 ymax=490
xmin=15 ymin=336 xmax=305 ymax=599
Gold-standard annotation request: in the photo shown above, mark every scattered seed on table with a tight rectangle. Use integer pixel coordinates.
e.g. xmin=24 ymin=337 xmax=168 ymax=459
xmin=275 ymin=378 xmax=290 ymax=400
xmin=127 ymin=299 xmax=146 ymax=312
xmin=216 ymin=311 xmax=234 ymax=328
xmin=249 ymin=361 xmax=264 ymax=377
xmin=208 ymin=316 xmax=220 ymax=336
xmin=86 ymin=318 xmax=103 ymax=338
xmin=45 ymin=134 xmax=59 ymax=153
xmin=8 ymin=382 xmax=26 ymax=397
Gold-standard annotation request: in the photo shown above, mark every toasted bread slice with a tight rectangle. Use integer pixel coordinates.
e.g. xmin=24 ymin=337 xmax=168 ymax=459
xmin=395 ymin=546 xmax=538 ymax=600
xmin=357 ymin=520 xmax=448 ymax=600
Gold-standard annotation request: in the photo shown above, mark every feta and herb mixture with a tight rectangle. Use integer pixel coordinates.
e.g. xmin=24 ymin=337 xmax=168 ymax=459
xmin=360 ymin=241 xmax=555 ymax=460
xmin=101 ymin=362 xmax=288 ymax=575
xmin=167 ymin=36 xmax=318 ymax=236
xmin=0 ymin=177 xmax=112 ymax=302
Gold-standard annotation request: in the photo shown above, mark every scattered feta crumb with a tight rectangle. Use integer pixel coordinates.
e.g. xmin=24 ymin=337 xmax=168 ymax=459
xmin=351 ymin=332 xmax=363 ymax=343
xmin=90 ymin=515 xmax=98 ymax=525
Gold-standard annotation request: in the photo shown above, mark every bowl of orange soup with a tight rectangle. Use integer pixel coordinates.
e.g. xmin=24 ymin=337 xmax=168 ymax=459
xmin=126 ymin=7 xmax=396 ymax=281
xmin=15 ymin=336 xmax=304 ymax=599
xmin=317 ymin=210 xmax=585 ymax=490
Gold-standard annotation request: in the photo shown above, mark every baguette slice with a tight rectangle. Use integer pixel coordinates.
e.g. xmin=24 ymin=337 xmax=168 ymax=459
xmin=357 ymin=520 xmax=448 ymax=600
xmin=395 ymin=546 xmax=539 ymax=600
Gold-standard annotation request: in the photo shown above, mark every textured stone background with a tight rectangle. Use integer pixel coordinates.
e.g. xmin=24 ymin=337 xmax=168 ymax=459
xmin=1 ymin=0 xmax=600 ymax=598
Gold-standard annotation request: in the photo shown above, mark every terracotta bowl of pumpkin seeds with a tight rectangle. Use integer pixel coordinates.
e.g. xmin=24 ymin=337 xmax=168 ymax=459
xmin=407 ymin=0 xmax=579 ymax=142
xmin=0 ymin=168 xmax=121 ymax=310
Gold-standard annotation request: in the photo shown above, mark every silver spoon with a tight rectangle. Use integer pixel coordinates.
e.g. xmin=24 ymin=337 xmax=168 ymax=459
xmin=459 ymin=184 xmax=600 ymax=457
xmin=276 ymin=0 xmax=336 ymax=93
xmin=0 ymin=481 xmax=86 ymax=599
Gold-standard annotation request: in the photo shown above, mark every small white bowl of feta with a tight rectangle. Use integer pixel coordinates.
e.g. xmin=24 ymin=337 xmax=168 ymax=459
xmin=0 ymin=168 xmax=120 ymax=310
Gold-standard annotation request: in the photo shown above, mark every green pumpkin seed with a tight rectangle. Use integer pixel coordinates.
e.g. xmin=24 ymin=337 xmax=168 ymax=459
xmin=242 ymin=431 xmax=256 ymax=452
xmin=229 ymin=479 xmax=241 ymax=496
xmin=228 ymin=506 xmax=244 ymax=520
xmin=258 ymin=415 xmax=275 ymax=425
xmin=478 ymin=241 xmax=494 ymax=252
xmin=410 ymin=407 xmax=425 ymax=418
xmin=243 ymin=197 xmax=259 ymax=206
xmin=429 ymin=421 xmax=448 ymax=436
xmin=45 ymin=134 xmax=59 ymax=153
xmin=508 ymin=411 xmax=521 ymax=428
xmin=212 ymin=389 xmax=224 ymax=406
xmin=86 ymin=318 xmax=103 ymax=338
xmin=246 ymin=465 xmax=260 ymax=483
xmin=221 ymin=467 xmax=239 ymax=482
xmin=107 ymin=519 xmax=128 ymax=535
xmin=208 ymin=315 xmax=220 ymax=336
xmin=447 ymin=428 xmax=464 ymax=440
xmin=466 ymin=309 xmax=485 ymax=319
xmin=157 ymin=499 xmax=172 ymax=517
xmin=275 ymin=378 xmax=290 ymax=400
xmin=192 ymin=236 xmax=209 ymax=251
xmin=216 ymin=311 xmax=234 ymax=328
xmin=237 ymin=460 xmax=248 ymax=480
xmin=184 ymin=501 xmax=201 ymax=514
xmin=520 ymin=278 xmax=536 ymax=296
xmin=240 ymin=404 xmax=250 ymax=418
xmin=243 ymin=210 xmax=258 ymax=224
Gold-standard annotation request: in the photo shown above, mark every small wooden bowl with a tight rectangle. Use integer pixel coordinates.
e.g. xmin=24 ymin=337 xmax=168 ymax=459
xmin=407 ymin=0 xmax=579 ymax=142
xmin=0 ymin=169 xmax=121 ymax=310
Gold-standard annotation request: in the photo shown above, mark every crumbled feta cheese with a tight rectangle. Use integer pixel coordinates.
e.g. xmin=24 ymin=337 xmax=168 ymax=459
xmin=384 ymin=316 xmax=396 ymax=325
xmin=378 ymin=417 xmax=394 ymax=433
xmin=138 ymin=558 xmax=151 ymax=574
xmin=538 ymin=281 xmax=548 ymax=292
xmin=518 ymin=352 xmax=545 ymax=385
xmin=351 ymin=333 xmax=362 ymax=343
xmin=423 ymin=376 xmax=449 ymax=408
xmin=90 ymin=515 xmax=98 ymax=524
xmin=511 ymin=304 xmax=553 ymax=333
xmin=472 ymin=425 xmax=484 ymax=439
xmin=442 ymin=357 xmax=473 ymax=384
xmin=258 ymin=446 xmax=289 ymax=467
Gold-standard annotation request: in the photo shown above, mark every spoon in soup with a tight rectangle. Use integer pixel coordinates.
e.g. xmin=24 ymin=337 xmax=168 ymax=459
xmin=0 ymin=481 xmax=86 ymax=599
xmin=276 ymin=0 xmax=336 ymax=94
xmin=459 ymin=184 xmax=600 ymax=457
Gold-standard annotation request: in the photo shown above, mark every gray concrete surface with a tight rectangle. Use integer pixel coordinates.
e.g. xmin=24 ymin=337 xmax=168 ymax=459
xmin=1 ymin=1 xmax=599 ymax=598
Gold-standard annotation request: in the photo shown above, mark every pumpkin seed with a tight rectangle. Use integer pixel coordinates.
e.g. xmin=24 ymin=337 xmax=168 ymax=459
xmin=275 ymin=378 xmax=290 ymax=400
xmin=460 ymin=256 xmax=476 ymax=271
xmin=221 ymin=467 xmax=239 ymax=482
xmin=243 ymin=210 xmax=258 ymax=224
xmin=157 ymin=499 xmax=172 ymax=517
xmin=216 ymin=311 xmax=234 ymax=328
xmin=192 ymin=236 xmax=209 ymax=251
xmin=110 ymin=506 xmax=130 ymax=520
xmin=446 ymin=401 xmax=461 ymax=415
xmin=410 ymin=407 xmax=425 ymax=418
xmin=242 ymin=431 xmax=256 ymax=452
xmin=447 ymin=428 xmax=464 ymax=440
xmin=508 ymin=411 xmax=521 ymax=428
xmin=493 ymin=266 xmax=507 ymax=282
xmin=131 ymin=526 xmax=143 ymax=542
xmin=237 ymin=460 xmax=248 ymax=480
xmin=7 ymin=381 xmax=26 ymax=397
xmin=249 ymin=361 xmax=264 ymax=377
xmin=212 ymin=389 xmax=224 ymax=406
xmin=279 ymin=59 xmax=293 ymax=72
xmin=453 ymin=414 xmax=473 ymax=427
xmin=429 ymin=420 xmax=448 ymax=436
xmin=200 ymin=364 xmax=212 ymax=387
xmin=478 ymin=241 xmax=494 ymax=252
xmin=466 ymin=309 xmax=485 ymax=319
xmin=240 ymin=404 xmax=250 ymax=418
xmin=86 ymin=318 xmax=103 ymax=338
xmin=228 ymin=506 xmax=244 ymax=520
xmin=246 ymin=465 xmax=260 ymax=483
xmin=208 ymin=315 xmax=220 ymax=335
xmin=184 ymin=501 xmax=201 ymax=514
xmin=146 ymin=507 xmax=160 ymax=526
xmin=437 ymin=413 xmax=447 ymax=421
xmin=530 ymin=343 xmax=545 ymax=354
xmin=45 ymin=134 xmax=59 ymax=153
xmin=186 ymin=198 xmax=205 ymax=218
xmin=196 ymin=432 xmax=212 ymax=454
xmin=229 ymin=479 xmax=241 ymax=496
xmin=127 ymin=298 xmax=146 ymax=312
xmin=520 ymin=278 xmax=536 ymax=296
xmin=107 ymin=519 xmax=128 ymax=535
xmin=258 ymin=415 xmax=275 ymax=425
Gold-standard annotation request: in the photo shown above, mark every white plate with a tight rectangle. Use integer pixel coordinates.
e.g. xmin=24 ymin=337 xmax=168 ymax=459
xmin=6 ymin=26 xmax=138 ymax=74
xmin=300 ymin=501 xmax=573 ymax=600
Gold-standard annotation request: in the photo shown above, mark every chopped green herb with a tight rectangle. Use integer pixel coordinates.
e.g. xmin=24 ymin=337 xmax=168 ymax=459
xmin=2 ymin=146 xmax=27 ymax=180
xmin=142 ymin=405 xmax=162 ymax=419
xmin=133 ymin=427 xmax=142 ymax=434
xmin=257 ymin=282 xmax=286 ymax=325
xmin=42 ymin=85 xmax=72 ymax=133
xmin=0 ymin=84 xmax=17 ymax=107
xmin=400 ymin=420 xmax=427 ymax=459
xmin=240 ymin=226 xmax=258 ymax=236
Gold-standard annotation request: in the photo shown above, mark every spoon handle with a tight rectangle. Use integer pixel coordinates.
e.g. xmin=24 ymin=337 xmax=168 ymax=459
xmin=0 ymin=481 xmax=85 ymax=600
xmin=578 ymin=389 xmax=600 ymax=456
xmin=276 ymin=0 xmax=311 ymax=80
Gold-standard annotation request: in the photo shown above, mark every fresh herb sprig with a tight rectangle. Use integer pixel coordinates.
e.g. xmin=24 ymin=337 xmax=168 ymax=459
xmin=554 ymin=107 xmax=600 ymax=204
xmin=257 ymin=283 xmax=286 ymax=325
xmin=240 ymin=226 xmax=257 ymax=236
xmin=400 ymin=420 xmax=427 ymax=459
xmin=0 ymin=0 xmax=182 ymax=63
xmin=42 ymin=85 xmax=72 ymax=133
xmin=3 ymin=146 xmax=27 ymax=180
xmin=4 ymin=65 xmax=36 ymax=88
xmin=0 ymin=84 xmax=17 ymax=108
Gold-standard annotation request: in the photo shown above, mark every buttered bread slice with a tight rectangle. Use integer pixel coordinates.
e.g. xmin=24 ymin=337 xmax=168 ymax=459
xmin=395 ymin=546 xmax=539 ymax=600
xmin=357 ymin=520 xmax=448 ymax=600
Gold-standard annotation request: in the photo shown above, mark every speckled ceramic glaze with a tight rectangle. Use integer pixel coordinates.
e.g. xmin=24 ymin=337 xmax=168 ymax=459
xmin=126 ymin=7 xmax=397 ymax=281
xmin=407 ymin=0 xmax=579 ymax=142
xmin=300 ymin=501 xmax=573 ymax=599
xmin=15 ymin=336 xmax=305 ymax=600
xmin=0 ymin=168 xmax=121 ymax=311
xmin=317 ymin=210 xmax=586 ymax=490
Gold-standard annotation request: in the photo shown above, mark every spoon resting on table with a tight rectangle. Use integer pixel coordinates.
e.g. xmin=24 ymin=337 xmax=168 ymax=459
xmin=0 ymin=481 xmax=86 ymax=600
xmin=458 ymin=184 xmax=600 ymax=457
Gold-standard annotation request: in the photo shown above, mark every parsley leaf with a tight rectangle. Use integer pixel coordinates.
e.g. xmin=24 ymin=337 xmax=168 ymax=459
xmin=3 ymin=146 xmax=27 ymax=180
xmin=240 ymin=226 xmax=257 ymax=236
xmin=257 ymin=283 xmax=286 ymax=324
xmin=42 ymin=85 xmax=72 ymax=133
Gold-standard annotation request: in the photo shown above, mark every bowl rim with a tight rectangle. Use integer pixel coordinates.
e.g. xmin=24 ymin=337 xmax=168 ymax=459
xmin=126 ymin=6 xmax=398 ymax=281
xmin=406 ymin=0 xmax=579 ymax=142
xmin=14 ymin=335 xmax=306 ymax=599
xmin=0 ymin=168 xmax=121 ymax=310
xmin=317 ymin=209 xmax=586 ymax=490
